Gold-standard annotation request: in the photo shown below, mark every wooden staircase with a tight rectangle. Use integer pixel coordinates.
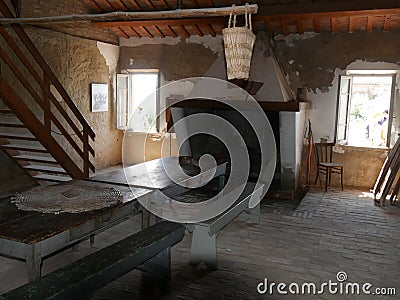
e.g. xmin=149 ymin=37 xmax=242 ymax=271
xmin=0 ymin=1 xmax=95 ymax=183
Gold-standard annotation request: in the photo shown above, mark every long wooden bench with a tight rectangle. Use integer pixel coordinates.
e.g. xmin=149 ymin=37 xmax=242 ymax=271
xmin=1 ymin=221 xmax=185 ymax=300
xmin=187 ymin=182 xmax=264 ymax=270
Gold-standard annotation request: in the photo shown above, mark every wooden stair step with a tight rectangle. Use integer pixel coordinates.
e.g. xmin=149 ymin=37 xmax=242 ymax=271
xmin=0 ymin=132 xmax=36 ymax=141
xmin=24 ymin=164 xmax=66 ymax=174
xmin=33 ymin=174 xmax=72 ymax=183
xmin=0 ymin=121 xmax=25 ymax=128
xmin=1 ymin=143 xmax=47 ymax=153
xmin=0 ymin=109 xmax=13 ymax=114
xmin=13 ymin=154 xmax=58 ymax=164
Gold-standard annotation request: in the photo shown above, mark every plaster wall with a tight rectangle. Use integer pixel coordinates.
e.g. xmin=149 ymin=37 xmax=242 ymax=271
xmin=25 ymin=29 xmax=122 ymax=170
xmin=274 ymin=31 xmax=400 ymax=189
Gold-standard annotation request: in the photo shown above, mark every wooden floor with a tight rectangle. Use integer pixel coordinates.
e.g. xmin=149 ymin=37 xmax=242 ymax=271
xmin=1 ymin=188 xmax=400 ymax=299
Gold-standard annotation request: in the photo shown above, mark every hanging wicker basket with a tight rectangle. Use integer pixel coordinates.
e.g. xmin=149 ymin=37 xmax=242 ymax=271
xmin=222 ymin=4 xmax=256 ymax=80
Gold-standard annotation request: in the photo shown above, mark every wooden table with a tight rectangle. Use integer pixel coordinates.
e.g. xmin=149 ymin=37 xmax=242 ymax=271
xmin=0 ymin=157 xmax=227 ymax=282
xmin=89 ymin=156 xmax=227 ymax=226
xmin=0 ymin=180 xmax=152 ymax=282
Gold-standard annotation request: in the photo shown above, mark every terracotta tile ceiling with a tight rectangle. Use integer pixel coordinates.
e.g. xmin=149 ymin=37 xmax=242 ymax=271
xmin=86 ymin=0 xmax=400 ymax=38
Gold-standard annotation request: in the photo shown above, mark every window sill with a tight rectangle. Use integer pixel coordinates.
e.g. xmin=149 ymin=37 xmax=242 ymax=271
xmin=339 ymin=145 xmax=390 ymax=152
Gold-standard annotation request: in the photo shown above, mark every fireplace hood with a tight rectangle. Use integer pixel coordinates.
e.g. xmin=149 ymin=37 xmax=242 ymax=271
xmin=204 ymin=31 xmax=296 ymax=103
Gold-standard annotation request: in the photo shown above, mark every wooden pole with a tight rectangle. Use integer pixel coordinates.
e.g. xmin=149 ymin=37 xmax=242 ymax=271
xmin=0 ymin=4 xmax=258 ymax=25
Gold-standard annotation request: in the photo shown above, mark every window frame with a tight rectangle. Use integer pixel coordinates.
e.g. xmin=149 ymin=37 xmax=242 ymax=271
xmin=335 ymin=72 xmax=398 ymax=148
xmin=116 ymin=69 xmax=160 ymax=132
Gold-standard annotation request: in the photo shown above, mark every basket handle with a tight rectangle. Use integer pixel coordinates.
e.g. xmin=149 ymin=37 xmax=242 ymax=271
xmin=228 ymin=4 xmax=237 ymax=29
xmin=245 ymin=3 xmax=252 ymax=31
xmin=228 ymin=3 xmax=253 ymax=31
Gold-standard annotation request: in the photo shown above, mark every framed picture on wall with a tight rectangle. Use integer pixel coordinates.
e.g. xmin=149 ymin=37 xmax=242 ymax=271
xmin=91 ymin=83 xmax=108 ymax=112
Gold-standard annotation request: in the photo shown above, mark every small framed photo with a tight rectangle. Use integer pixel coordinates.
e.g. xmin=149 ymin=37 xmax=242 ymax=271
xmin=91 ymin=83 xmax=108 ymax=112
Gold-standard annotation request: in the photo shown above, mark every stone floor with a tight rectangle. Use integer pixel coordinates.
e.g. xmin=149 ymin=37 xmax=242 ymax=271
xmin=1 ymin=188 xmax=400 ymax=299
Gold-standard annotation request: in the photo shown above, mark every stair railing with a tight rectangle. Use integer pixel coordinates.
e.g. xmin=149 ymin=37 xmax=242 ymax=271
xmin=0 ymin=0 xmax=95 ymax=178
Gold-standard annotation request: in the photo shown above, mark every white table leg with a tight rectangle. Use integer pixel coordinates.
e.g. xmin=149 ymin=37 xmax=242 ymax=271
xmin=238 ymin=203 xmax=260 ymax=224
xmin=190 ymin=224 xmax=217 ymax=270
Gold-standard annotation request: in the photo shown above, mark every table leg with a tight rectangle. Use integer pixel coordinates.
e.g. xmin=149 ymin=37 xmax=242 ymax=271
xmin=141 ymin=247 xmax=172 ymax=293
xmin=26 ymin=244 xmax=42 ymax=282
xmin=190 ymin=224 xmax=217 ymax=270
xmin=238 ymin=203 xmax=260 ymax=224
xmin=142 ymin=208 xmax=151 ymax=229
xmin=90 ymin=234 xmax=95 ymax=247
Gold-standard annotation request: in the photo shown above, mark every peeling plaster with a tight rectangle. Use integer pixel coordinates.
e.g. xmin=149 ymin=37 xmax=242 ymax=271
xmin=274 ymin=31 xmax=400 ymax=93
xmin=120 ymin=36 xmax=181 ymax=47
xmin=186 ymin=35 xmax=223 ymax=54
xmin=97 ymin=41 xmax=119 ymax=79
xmin=274 ymin=32 xmax=320 ymax=47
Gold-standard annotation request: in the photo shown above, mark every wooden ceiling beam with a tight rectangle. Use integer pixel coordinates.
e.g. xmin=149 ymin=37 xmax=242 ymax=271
xmin=349 ymin=16 xmax=354 ymax=33
xmin=86 ymin=0 xmax=102 ymax=12
xmin=313 ymin=18 xmax=320 ymax=33
xmin=331 ymin=17 xmax=337 ymax=33
xmin=103 ymin=0 xmax=116 ymax=10
xmin=367 ymin=16 xmax=373 ymax=31
xmin=159 ymin=0 xmax=170 ymax=10
xmin=139 ymin=25 xmax=153 ymax=37
xmin=178 ymin=25 xmax=190 ymax=38
xmin=280 ymin=20 xmax=288 ymax=36
xmin=128 ymin=26 xmax=141 ymax=37
xmin=296 ymin=18 xmax=304 ymax=34
xmin=143 ymin=0 xmax=156 ymax=11
xmin=383 ymin=15 xmax=391 ymax=32
xmin=205 ymin=24 xmax=216 ymax=37
xmin=114 ymin=27 xmax=129 ymax=38
xmin=95 ymin=17 xmax=225 ymax=28
xmin=115 ymin=0 xmax=129 ymax=10
xmin=0 ymin=4 xmax=257 ymax=24
xmin=128 ymin=0 xmax=143 ymax=11
xmin=192 ymin=24 xmax=203 ymax=36
xmin=258 ymin=0 xmax=400 ymax=17
xmin=166 ymin=25 xmax=177 ymax=37
xmin=152 ymin=25 xmax=165 ymax=37
xmin=204 ymin=0 xmax=214 ymax=7
xmin=257 ymin=8 xmax=400 ymax=23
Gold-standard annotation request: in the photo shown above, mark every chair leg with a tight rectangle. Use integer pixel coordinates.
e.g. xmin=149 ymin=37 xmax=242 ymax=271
xmin=328 ymin=168 xmax=332 ymax=184
xmin=325 ymin=169 xmax=328 ymax=192
xmin=314 ymin=166 xmax=319 ymax=185
xmin=340 ymin=168 xmax=344 ymax=191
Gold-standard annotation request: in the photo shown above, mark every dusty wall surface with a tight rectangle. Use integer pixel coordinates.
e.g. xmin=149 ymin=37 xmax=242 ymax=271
xmin=120 ymin=39 xmax=219 ymax=81
xmin=274 ymin=31 xmax=400 ymax=189
xmin=274 ymin=31 xmax=400 ymax=93
xmin=25 ymin=28 xmax=122 ymax=170
xmin=333 ymin=147 xmax=388 ymax=189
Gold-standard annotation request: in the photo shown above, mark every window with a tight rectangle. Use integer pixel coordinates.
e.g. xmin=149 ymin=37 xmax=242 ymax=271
xmin=116 ymin=70 xmax=159 ymax=132
xmin=335 ymin=72 xmax=398 ymax=148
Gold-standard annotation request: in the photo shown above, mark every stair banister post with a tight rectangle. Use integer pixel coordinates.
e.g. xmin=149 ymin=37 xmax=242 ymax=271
xmin=83 ymin=125 xmax=89 ymax=178
xmin=43 ymin=75 xmax=51 ymax=136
